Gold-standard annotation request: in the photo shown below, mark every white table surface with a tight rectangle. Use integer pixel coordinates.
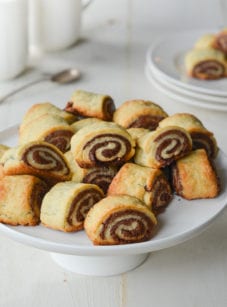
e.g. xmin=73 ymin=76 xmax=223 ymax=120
xmin=0 ymin=0 xmax=227 ymax=306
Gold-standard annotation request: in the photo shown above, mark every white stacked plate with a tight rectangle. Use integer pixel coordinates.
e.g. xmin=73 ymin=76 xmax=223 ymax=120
xmin=145 ymin=29 xmax=227 ymax=111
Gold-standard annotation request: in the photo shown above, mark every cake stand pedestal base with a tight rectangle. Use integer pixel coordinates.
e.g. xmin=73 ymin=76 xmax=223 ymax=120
xmin=50 ymin=252 xmax=149 ymax=276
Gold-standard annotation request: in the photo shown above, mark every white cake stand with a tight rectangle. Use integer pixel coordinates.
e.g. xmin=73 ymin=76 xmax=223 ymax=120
xmin=0 ymin=126 xmax=226 ymax=276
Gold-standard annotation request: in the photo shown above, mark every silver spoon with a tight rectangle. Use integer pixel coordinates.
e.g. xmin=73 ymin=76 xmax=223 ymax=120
xmin=0 ymin=68 xmax=81 ymax=104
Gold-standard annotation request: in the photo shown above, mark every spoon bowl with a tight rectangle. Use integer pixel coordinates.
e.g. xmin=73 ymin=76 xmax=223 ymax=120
xmin=50 ymin=68 xmax=81 ymax=84
xmin=0 ymin=68 xmax=82 ymax=104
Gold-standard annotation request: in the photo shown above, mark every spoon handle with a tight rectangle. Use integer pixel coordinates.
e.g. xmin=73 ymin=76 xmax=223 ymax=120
xmin=0 ymin=77 xmax=48 ymax=104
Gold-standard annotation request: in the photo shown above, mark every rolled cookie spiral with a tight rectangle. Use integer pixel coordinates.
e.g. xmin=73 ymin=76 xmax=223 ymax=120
xmin=70 ymin=122 xmax=135 ymax=168
xmin=185 ymin=49 xmax=226 ymax=80
xmin=20 ymin=102 xmax=77 ymax=130
xmin=134 ymin=126 xmax=192 ymax=168
xmin=158 ymin=113 xmax=218 ymax=158
xmin=84 ymin=195 xmax=157 ymax=245
xmin=65 ymin=151 xmax=118 ymax=194
xmin=0 ymin=175 xmax=48 ymax=226
xmin=65 ymin=89 xmax=116 ymax=121
xmin=113 ymin=99 xmax=168 ymax=130
xmin=1 ymin=141 xmax=71 ymax=184
xmin=108 ymin=163 xmax=172 ymax=214
xmin=82 ymin=167 xmax=118 ymax=194
xmin=41 ymin=182 xmax=104 ymax=232
xmin=19 ymin=114 xmax=74 ymax=153
xmin=171 ymin=149 xmax=220 ymax=200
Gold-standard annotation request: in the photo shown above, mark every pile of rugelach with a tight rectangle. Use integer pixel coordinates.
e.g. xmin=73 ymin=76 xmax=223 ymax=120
xmin=0 ymin=89 xmax=220 ymax=245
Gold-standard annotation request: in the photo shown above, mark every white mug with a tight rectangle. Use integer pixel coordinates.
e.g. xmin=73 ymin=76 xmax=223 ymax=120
xmin=0 ymin=0 xmax=28 ymax=81
xmin=29 ymin=0 xmax=92 ymax=52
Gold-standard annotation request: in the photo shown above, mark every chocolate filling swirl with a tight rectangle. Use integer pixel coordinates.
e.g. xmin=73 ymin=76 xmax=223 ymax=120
xmin=154 ymin=130 xmax=191 ymax=167
xmin=100 ymin=209 xmax=155 ymax=244
xmin=145 ymin=175 xmax=172 ymax=214
xmin=190 ymin=132 xmax=216 ymax=158
xmin=102 ymin=98 xmax=116 ymax=121
xmin=30 ymin=182 xmax=48 ymax=219
xmin=83 ymin=134 xmax=131 ymax=166
xmin=64 ymin=102 xmax=77 ymax=115
xmin=83 ymin=167 xmax=117 ymax=194
xmin=171 ymin=163 xmax=183 ymax=196
xmin=44 ymin=130 xmax=74 ymax=153
xmin=128 ymin=115 xmax=165 ymax=131
xmin=22 ymin=145 xmax=70 ymax=176
xmin=193 ymin=60 xmax=225 ymax=79
xmin=67 ymin=189 xmax=103 ymax=226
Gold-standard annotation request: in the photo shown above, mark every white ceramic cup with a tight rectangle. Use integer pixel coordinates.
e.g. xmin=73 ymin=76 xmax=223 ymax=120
xmin=29 ymin=0 xmax=92 ymax=52
xmin=0 ymin=0 xmax=28 ymax=81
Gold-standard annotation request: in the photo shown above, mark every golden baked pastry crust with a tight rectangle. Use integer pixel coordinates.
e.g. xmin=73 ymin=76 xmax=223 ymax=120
xmin=172 ymin=149 xmax=220 ymax=199
xmin=20 ymin=102 xmax=77 ymax=130
xmin=185 ymin=48 xmax=226 ymax=80
xmin=19 ymin=114 xmax=74 ymax=153
xmin=1 ymin=141 xmax=72 ymax=185
xmin=71 ymin=118 xmax=102 ymax=133
xmin=134 ymin=126 xmax=192 ymax=168
xmin=84 ymin=195 xmax=157 ymax=245
xmin=65 ymin=89 xmax=116 ymax=121
xmin=158 ymin=113 xmax=204 ymax=131
xmin=108 ymin=163 xmax=172 ymax=214
xmin=194 ymin=34 xmax=216 ymax=50
xmin=0 ymin=175 xmax=48 ymax=226
xmin=0 ymin=144 xmax=10 ymax=160
xmin=113 ymin=99 xmax=168 ymax=130
xmin=41 ymin=182 xmax=104 ymax=232
xmin=70 ymin=121 xmax=135 ymax=168
xmin=126 ymin=128 xmax=149 ymax=143
xmin=158 ymin=113 xmax=218 ymax=158
xmin=0 ymin=144 xmax=10 ymax=180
